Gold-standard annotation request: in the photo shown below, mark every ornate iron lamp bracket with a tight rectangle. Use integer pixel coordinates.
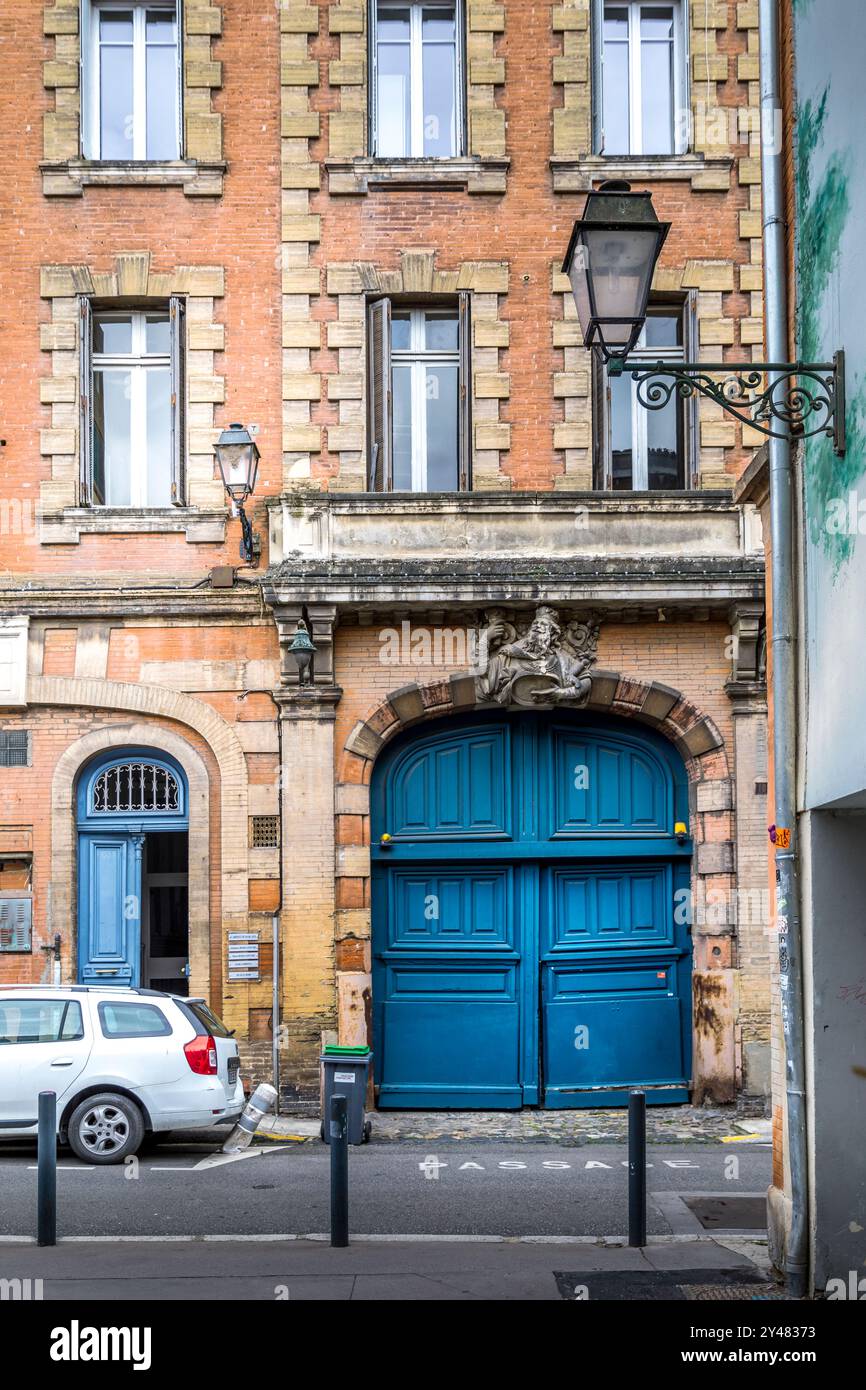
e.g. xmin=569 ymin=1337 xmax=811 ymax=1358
xmin=609 ymin=351 xmax=845 ymax=456
xmin=236 ymin=501 xmax=261 ymax=565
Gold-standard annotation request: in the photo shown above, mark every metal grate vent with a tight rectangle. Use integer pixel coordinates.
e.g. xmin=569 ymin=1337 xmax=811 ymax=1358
xmin=250 ymin=815 xmax=279 ymax=848
xmin=0 ymin=731 xmax=29 ymax=767
xmin=0 ymin=898 xmax=33 ymax=951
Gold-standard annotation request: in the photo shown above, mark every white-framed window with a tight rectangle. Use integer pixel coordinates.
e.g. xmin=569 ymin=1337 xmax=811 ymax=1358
xmin=371 ymin=1 xmax=464 ymax=157
xmin=598 ymin=2 xmax=686 ymax=156
xmin=596 ymin=305 xmax=693 ymax=490
xmin=368 ymin=299 xmax=470 ymax=491
xmin=79 ymin=299 xmax=186 ymax=507
xmin=82 ymin=1 xmax=181 ymax=161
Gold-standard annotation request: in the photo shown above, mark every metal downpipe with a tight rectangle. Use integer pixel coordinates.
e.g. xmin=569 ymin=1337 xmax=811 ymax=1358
xmin=759 ymin=0 xmax=809 ymax=1299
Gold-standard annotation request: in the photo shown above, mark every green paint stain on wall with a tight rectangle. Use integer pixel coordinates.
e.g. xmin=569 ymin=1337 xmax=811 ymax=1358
xmin=796 ymin=87 xmax=863 ymax=574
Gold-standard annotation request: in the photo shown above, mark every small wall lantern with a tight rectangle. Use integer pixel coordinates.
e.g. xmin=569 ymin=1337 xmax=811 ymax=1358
xmin=288 ymin=618 xmax=316 ymax=686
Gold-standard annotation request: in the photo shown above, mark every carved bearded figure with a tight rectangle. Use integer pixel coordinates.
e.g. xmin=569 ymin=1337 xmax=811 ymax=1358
xmin=477 ymin=605 xmax=600 ymax=707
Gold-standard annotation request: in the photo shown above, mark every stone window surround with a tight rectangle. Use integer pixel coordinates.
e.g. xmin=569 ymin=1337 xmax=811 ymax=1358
xmin=41 ymin=0 xmax=225 ymax=197
xmin=39 ymin=252 xmax=228 ymax=543
xmin=323 ymin=250 xmax=511 ymax=493
xmin=325 ymin=0 xmax=508 ymax=195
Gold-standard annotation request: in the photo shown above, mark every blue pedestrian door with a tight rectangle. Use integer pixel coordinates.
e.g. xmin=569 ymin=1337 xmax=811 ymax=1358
xmin=77 ymin=750 xmax=189 ymax=991
xmin=372 ymin=714 xmax=692 ymax=1108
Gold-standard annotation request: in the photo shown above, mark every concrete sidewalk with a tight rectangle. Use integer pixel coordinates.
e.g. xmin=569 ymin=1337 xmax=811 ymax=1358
xmin=255 ymin=1109 xmax=772 ymax=1146
xmin=0 ymin=1235 xmax=785 ymax=1301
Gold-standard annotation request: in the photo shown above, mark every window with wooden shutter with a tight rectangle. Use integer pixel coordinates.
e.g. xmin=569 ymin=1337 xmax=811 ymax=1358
xmin=367 ymin=297 xmax=469 ymax=493
xmin=79 ymin=298 xmax=185 ymax=508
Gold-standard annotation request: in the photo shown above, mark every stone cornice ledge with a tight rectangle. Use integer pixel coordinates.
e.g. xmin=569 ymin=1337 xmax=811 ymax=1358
xmin=39 ymin=507 xmax=228 ymax=545
xmin=325 ymin=156 xmax=510 ymax=196
xmin=550 ymin=154 xmax=734 ymax=194
xmin=264 ymin=555 xmax=766 ymax=610
xmin=41 ymin=160 xmax=227 ymax=198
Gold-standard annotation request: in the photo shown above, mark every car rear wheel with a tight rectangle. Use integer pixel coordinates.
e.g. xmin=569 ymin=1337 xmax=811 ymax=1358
xmin=67 ymin=1093 xmax=145 ymax=1165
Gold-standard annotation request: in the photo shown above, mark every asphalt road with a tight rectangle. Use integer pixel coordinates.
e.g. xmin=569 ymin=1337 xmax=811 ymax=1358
xmin=0 ymin=1134 xmax=770 ymax=1239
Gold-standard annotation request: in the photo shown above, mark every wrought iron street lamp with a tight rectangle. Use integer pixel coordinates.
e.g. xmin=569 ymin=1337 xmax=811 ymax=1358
xmin=563 ymin=182 xmax=845 ymax=455
xmin=562 ymin=180 xmax=670 ymax=364
xmin=214 ymin=422 xmax=261 ymax=564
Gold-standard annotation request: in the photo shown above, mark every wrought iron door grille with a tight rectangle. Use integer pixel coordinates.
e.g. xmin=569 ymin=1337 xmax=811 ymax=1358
xmin=92 ymin=763 xmax=180 ymax=813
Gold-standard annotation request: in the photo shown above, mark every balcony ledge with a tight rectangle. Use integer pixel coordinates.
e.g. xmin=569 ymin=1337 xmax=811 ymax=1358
xmin=264 ymin=490 xmax=763 ymax=610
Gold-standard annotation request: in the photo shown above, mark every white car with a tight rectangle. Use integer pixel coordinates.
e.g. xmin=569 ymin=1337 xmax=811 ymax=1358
xmin=0 ymin=986 xmax=245 ymax=1163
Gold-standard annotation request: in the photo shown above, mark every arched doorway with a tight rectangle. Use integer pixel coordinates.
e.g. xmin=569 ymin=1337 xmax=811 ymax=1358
xmin=76 ymin=748 xmax=190 ymax=993
xmin=371 ymin=712 xmax=692 ymax=1109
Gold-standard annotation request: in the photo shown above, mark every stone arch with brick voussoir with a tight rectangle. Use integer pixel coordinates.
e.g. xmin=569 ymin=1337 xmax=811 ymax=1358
xmin=336 ymin=668 xmax=737 ymax=1108
xmin=32 ymin=675 xmax=250 ymax=1010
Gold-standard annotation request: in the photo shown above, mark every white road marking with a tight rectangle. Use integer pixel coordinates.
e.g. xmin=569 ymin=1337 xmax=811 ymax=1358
xmin=25 ymin=1165 xmax=94 ymax=1172
xmin=193 ymin=1145 xmax=293 ymax=1171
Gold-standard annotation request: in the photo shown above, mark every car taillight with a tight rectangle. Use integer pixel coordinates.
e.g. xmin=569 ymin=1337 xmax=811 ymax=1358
xmin=184 ymin=1034 xmax=218 ymax=1075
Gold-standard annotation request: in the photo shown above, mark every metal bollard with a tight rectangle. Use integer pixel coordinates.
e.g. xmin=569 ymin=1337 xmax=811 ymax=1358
xmin=628 ymin=1089 xmax=646 ymax=1248
xmin=37 ymin=1091 xmax=57 ymax=1248
xmin=221 ymin=1082 xmax=277 ymax=1154
xmin=329 ymin=1093 xmax=349 ymax=1248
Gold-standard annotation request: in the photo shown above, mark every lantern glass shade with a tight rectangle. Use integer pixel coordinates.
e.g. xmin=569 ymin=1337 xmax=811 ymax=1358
xmin=562 ymin=184 xmax=670 ymax=362
xmin=214 ymin=423 xmax=260 ymax=502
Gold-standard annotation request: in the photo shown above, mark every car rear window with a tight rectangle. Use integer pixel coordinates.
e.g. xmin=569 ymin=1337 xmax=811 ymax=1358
xmin=98 ymin=1001 xmax=172 ymax=1038
xmin=178 ymin=1000 xmax=233 ymax=1038
xmin=0 ymin=999 xmax=84 ymax=1044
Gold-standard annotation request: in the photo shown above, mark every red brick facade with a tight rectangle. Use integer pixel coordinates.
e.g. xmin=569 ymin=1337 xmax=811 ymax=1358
xmin=0 ymin=0 xmax=770 ymax=1109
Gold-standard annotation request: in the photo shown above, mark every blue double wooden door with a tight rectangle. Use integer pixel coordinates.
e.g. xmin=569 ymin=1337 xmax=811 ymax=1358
xmin=372 ymin=714 xmax=692 ymax=1109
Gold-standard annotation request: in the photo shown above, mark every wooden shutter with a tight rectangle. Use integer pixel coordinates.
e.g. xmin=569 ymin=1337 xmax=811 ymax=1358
xmin=592 ymin=351 xmax=611 ymax=489
xmin=590 ymin=0 xmax=604 ymax=154
xmin=458 ymin=291 xmax=471 ymax=490
xmin=80 ymin=0 xmax=90 ymax=157
xmin=368 ymin=0 xmax=378 ymax=155
xmin=176 ymin=1 xmax=185 ymax=158
xmin=170 ymin=295 xmax=186 ymax=506
xmin=684 ymin=293 xmax=699 ymax=489
xmin=368 ymin=298 xmax=391 ymax=491
xmin=456 ymin=0 xmax=467 ymax=157
xmin=78 ymin=296 xmax=93 ymax=506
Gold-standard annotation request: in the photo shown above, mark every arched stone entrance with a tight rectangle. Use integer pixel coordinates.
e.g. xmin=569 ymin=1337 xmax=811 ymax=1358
xmin=336 ymin=669 xmax=737 ymax=1106
xmin=50 ymin=721 xmax=212 ymax=998
xmin=76 ymin=747 xmax=191 ymax=992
